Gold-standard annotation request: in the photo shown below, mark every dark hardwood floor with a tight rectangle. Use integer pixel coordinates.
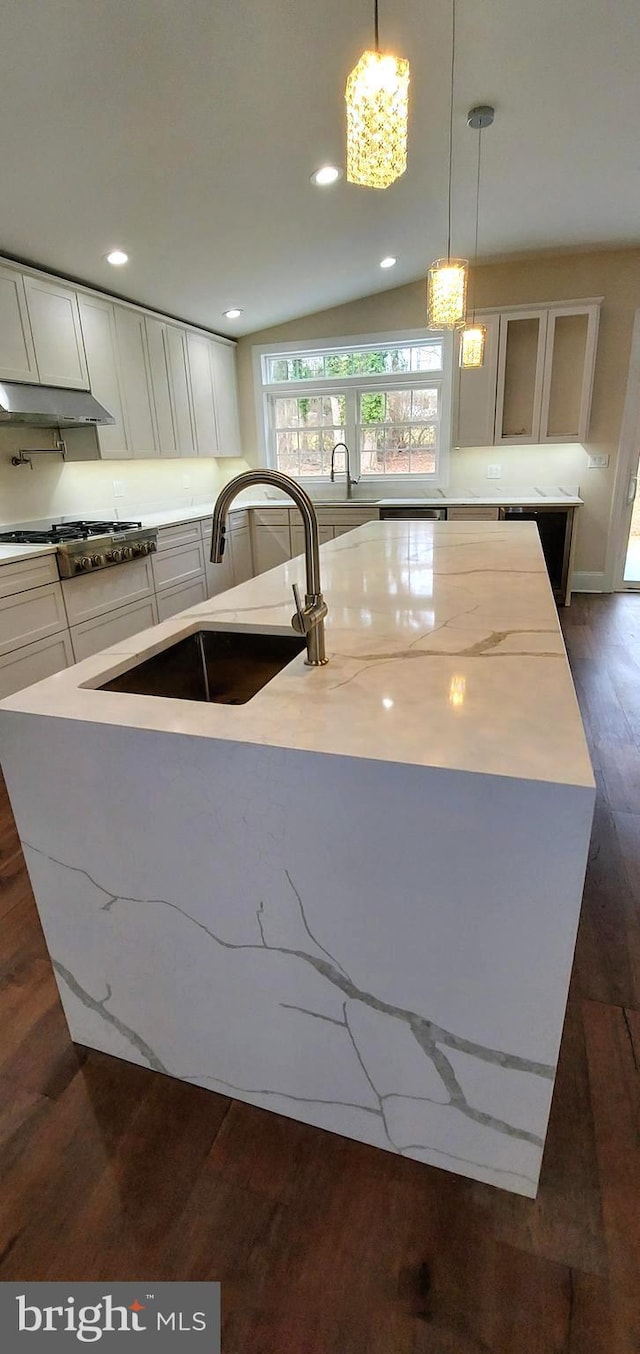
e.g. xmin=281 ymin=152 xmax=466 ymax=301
xmin=1 ymin=593 xmax=639 ymax=1352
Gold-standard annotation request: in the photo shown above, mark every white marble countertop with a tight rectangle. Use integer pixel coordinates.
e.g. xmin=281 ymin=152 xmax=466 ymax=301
xmin=0 ymin=520 xmax=593 ymax=789
xmin=0 ymin=542 xmax=59 ymax=564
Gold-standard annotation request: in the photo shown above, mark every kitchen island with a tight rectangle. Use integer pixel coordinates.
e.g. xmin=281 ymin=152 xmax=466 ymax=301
xmin=0 ymin=521 xmax=595 ymax=1197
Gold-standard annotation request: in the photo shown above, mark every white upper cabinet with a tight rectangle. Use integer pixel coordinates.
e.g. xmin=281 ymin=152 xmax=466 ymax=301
xmin=0 ymin=265 xmax=38 ymax=382
xmin=164 ymin=323 xmax=196 ymax=455
xmin=23 ymin=275 xmax=89 ymax=388
xmin=187 ymin=332 xmax=219 ymax=456
xmin=78 ymin=295 xmax=129 ymax=459
xmin=113 ymin=306 xmax=158 ymax=456
xmin=145 ymin=316 xmax=177 ymax=456
xmin=454 ymin=313 xmax=500 ymax=448
xmin=494 ymin=302 xmax=600 ymax=445
xmin=209 ymin=340 xmax=241 ymax=456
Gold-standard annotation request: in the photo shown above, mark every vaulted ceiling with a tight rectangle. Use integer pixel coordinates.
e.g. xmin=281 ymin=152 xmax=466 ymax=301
xmin=1 ymin=0 xmax=638 ymax=336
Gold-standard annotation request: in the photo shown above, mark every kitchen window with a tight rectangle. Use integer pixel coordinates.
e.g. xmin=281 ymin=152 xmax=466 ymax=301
xmin=255 ymin=331 xmax=454 ymax=487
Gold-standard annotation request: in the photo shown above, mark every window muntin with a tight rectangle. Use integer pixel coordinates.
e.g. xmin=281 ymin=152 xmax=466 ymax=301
xmin=264 ymin=340 xmax=443 ymax=385
xmin=358 ymin=388 xmax=439 ymax=476
xmin=273 ymin=395 xmax=346 ymax=477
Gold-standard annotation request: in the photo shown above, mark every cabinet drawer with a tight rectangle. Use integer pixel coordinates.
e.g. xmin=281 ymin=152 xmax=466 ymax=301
xmin=0 ymin=553 xmax=59 ymax=599
xmin=315 ymin=508 xmax=378 ymax=527
xmin=447 ymin=507 xmax=500 ymax=521
xmin=253 ymin=509 xmax=290 ymax=527
xmin=70 ymin=596 xmax=159 ymax=662
xmin=156 ymin=521 xmax=202 ymax=552
xmin=156 ymin=577 xmax=207 ymax=622
xmin=0 ymin=582 xmax=67 ymax=657
xmin=0 ymin=630 xmax=74 ymax=699
xmin=62 ymin=557 xmax=154 ymax=626
xmin=152 ymin=540 xmax=205 ymax=591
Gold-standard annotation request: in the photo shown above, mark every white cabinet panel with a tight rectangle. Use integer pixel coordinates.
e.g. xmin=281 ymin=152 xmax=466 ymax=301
xmin=252 ymin=523 xmax=292 ymax=575
xmin=187 ymin=332 xmax=219 ymax=456
xmin=454 ymin=313 xmax=500 ymax=447
xmin=155 ymin=520 xmax=202 ymax=552
xmin=0 ymin=630 xmax=74 ymax=699
xmin=0 ymin=553 xmax=58 ymax=600
xmin=78 ymin=295 xmax=129 ymax=458
xmin=145 ymin=317 xmax=176 ymax=455
xmin=290 ymin=524 xmax=334 ymax=556
xmin=209 ymin=340 xmax=241 ymax=456
xmin=0 ymin=265 xmax=38 ymax=381
xmin=152 ymin=540 xmax=205 ymax=591
xmin=62 ymin=557 xmax=154 ymax=626
xmin=539 ymin=304 xmax=600 ymax=443
xmin=205 ymin=545 xmax=234 ymax=596
xmin=113 ymin=307 xmax=158 ymax=456
xmin=230 ymin=527 xmax=253 ymax=583
xmin=156 ymin=577 xmax=207 ymax=621
xmin=165 ymin=324 xmax=196 ymax=455
xmin=447 ymin=507 xmax=500 ymax=521
xmin=0 ymin=582 xmax=67 ymax=657
xmin=71 ymin=596 xmax=159 ymax=662
xmin=23 ymin=275 xmax=88 ymax=389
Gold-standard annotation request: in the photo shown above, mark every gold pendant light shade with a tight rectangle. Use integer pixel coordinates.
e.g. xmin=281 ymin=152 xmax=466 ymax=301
xmin=426 ymin=258 xmax=468 ymax=330
xmin=345 ymin=50 xmax=410 ymax=189
xmin=459 ymin=323 xmax=487 ymax=368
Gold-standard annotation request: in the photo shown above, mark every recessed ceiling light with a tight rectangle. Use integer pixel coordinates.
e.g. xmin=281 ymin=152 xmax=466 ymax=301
xmin=105 ymin=249 xmax=128 ymax=266
xmin=223 ymin=308 xmax=243 ymax=320
xmin=310 ymin=165 xmax=342 ymax=186
xmin=380 ymin=256 xmax=397 ymax=269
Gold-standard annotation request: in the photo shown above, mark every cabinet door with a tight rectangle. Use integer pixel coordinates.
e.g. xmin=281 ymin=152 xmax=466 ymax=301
xmin=539 ymin=305 xmax=600 ymax=443
xmin=230 ymin=527 xmax=253 ymax=583
xmin=0 ymin=265 xmax=39 ymax=381
xmin=187 ymin=333 xmax=219 ymax=456
xmin=252 ymin=524 xmax=292 ymax=575
xmin=205 ymin=545 xmax=235 ymax=597
xmin=290 ymin=524 xmax=334 ymax=556
xmin=114 ymin=307 xmax=158 ymax=456
xmin=145 ymin=317 xmax=177 ymax=455
xmin=78 ymin=295 xmax=129 ymax=458
xmin=62 ymin=557 xmax=155 ymax=626
xmin=23 ymin=275 xmax=89 ymax=388
xmin=494 ymin=311 xmax=547 ymax=443
xmin=454 ymin=313 xmax=500 ymax=447
xmin=209 ymin=340 xmax=241 ymax=456
xmin=151 ymin=540 xmax=205 ymax=592
xmin=0 ymin=582 xmax=68 ymax=657
xmin=0 ymin=630 xmax=74 ymax=699
xmin=70 ymin=596 xmax=159 ymax=662
xmin=165 ymin=324 xmax=196 ymax=455
xmin=157 ymin=577 xmax=207 ymax=621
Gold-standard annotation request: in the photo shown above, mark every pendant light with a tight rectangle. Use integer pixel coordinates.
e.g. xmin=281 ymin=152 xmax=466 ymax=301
xmin=345 ymin=0 xmax=410 ymax=190
xmin=459 ymin=105 xmax=495 ymax=368
xmin=427 ymin=0 xmax=467 ymax=329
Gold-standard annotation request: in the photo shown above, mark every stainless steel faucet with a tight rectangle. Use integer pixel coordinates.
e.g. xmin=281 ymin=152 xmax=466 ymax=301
xmin=330 ymin=442 xmax=357 ymax=500
xmin=210 ymin=469 xmax=329 ymax=666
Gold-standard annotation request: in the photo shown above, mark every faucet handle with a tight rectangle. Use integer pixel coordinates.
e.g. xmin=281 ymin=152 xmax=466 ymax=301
xmin=291 ymin=582 xmax=307 ymax=634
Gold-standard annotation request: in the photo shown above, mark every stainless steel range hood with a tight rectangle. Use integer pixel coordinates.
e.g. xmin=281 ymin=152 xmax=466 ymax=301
xmin=0 ymin=381 xmax=114 ymax=427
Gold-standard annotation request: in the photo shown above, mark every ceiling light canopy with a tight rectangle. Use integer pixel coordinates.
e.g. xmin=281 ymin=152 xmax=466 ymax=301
xmin=345 ymin=1 xmax=409 ymax=190
xmin=380 ymin=256 xmax=397 ymax=268
xmin=427 ymin=0 xmax=468 ymax=329
xmin=106 ymin=249 xmax=128 ymax=266
xmin=223 ymin=308 xmax=242 ymax=320
xmin=311 ymin=165 xmax=342 ymax=186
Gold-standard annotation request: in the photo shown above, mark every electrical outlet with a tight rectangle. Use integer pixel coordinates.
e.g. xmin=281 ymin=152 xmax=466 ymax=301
xmin=112 ymin=479 xmax=125 ymax=498
xmin=487 ymin=464 xmax=501 ymax=479
xmin=587 ymin=453 xmax=609 ymax=469
xmin=182 ymin=473 xmax=191 ymax=490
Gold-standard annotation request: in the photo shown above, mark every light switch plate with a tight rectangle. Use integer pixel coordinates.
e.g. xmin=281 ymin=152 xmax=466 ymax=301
xmin=587 ymin=454 xmax=609 ymax=469
xmin=112 ymin=479 xmax=125 ymax=498
xmin=487 ymin=464 xmax=501 ymax=479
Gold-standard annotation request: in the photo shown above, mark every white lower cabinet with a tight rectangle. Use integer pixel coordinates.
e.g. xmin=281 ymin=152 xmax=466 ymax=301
xmin=62 ymin=556 xmax=155 ymax=626
xmin=447 ymin=507 xmax=500 ymax=522
xmin=152 ymin=538 xmax=205 ymax=592
xmin=290 ymin=524 xmax=334 ymax=556
xmin=157 ymin=577 xmax=207 ymax=621
xmin=0 ymin=581 xmax=68 ymax=657
xmin=70 ymin=596 xmax=159 ymax=662
xmin=0 ymin=631 xmax=74 ymax=700
xmin=252 ymin=511 xmax=292 ymax=575
xmin=230 ymin=527 xmax=253 ymax=584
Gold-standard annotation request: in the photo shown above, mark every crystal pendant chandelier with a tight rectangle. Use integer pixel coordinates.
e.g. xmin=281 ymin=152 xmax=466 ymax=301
xmin=345 ymin=0 xmax=410 ymax=190
xmin=459 ymin=105 xmax=495 ymax=368
xmin=427 ymin=0 xmax=468 ymax=329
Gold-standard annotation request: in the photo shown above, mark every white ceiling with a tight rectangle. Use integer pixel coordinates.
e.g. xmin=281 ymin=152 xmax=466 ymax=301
xmin=1 ymin=0 xmax=639 ymax=337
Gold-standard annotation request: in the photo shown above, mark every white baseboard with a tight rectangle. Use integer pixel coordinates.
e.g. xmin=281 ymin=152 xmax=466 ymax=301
xmin=571 ymin=570 xmax=607 ymax=593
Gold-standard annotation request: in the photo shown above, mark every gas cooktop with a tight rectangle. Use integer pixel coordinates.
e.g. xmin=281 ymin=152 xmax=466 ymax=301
xmin=0 ymin=519 xmax=142 ymax=545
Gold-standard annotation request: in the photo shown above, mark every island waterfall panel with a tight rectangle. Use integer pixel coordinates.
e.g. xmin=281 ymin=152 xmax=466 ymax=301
xmin=0 ymin=522 xmax=595 ymax=1197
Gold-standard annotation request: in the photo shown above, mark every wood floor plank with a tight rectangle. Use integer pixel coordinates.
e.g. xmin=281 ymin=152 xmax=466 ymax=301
xmin=582 ymin=998 xmax=640 ymax=1354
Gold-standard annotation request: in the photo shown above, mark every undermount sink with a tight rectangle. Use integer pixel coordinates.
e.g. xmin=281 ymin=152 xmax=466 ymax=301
xmin=99 ymin=629 xmax=306 ymax=705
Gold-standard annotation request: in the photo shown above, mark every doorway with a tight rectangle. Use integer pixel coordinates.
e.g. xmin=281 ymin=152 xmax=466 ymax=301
xmin=610 ymin=308 xmax=640 ymax=592
xmin=622 ymin=473 xmax=640 ymax=586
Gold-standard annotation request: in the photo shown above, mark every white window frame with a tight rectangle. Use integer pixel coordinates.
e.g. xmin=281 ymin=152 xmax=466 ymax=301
xmin=252 ymin=328 xmax=454 ymax=493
